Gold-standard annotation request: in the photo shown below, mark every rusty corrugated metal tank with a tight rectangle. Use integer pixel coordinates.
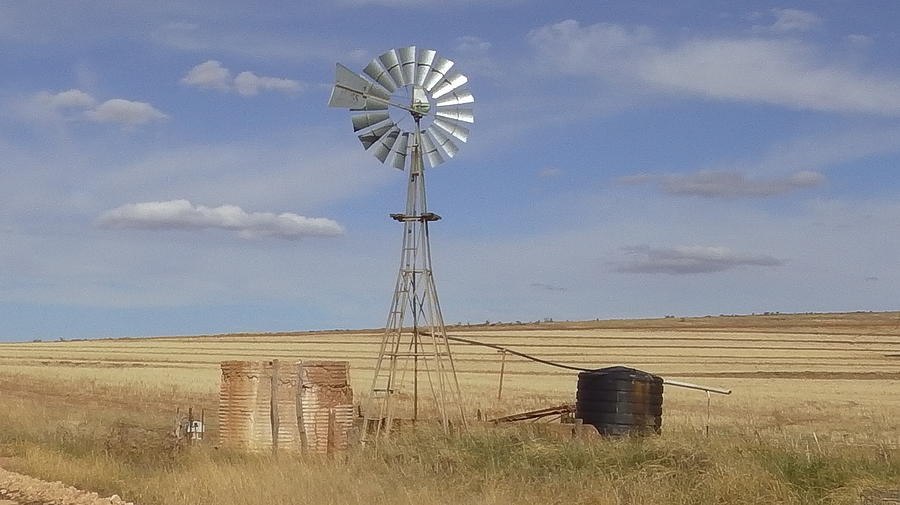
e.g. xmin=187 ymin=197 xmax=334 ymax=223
xmin=219 ymin=360 xmax=265 ymax=450
xmin=218 ymin=360 xmax=302 ymax=451
xmin=575 ymin=366 xmax=663 ymax=436
xmin=297 ymin=361 xmax=355 ymax=453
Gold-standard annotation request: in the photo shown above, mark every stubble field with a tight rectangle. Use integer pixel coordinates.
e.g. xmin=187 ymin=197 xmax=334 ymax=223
xmin=0 ymin=311 xmax=898 ymax=504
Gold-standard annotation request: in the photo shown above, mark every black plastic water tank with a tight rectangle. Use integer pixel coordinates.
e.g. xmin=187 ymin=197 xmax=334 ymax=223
xmin=575 ymin=366 xmax=663 ymax=436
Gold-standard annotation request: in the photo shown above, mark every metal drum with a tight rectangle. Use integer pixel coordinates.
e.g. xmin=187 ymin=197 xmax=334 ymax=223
xmin=575 ymin=366 xmax=663 ymax=436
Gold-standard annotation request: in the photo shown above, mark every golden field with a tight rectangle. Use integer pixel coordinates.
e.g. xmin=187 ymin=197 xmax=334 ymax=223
xmin=1 ymin=311 xmax=898 ymax=426
xmin=0 ymin=311 xmax=899 ymax=504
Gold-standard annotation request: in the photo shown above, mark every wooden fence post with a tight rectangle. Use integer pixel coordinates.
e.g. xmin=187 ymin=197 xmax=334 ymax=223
xmin=327 ymin=408 xmax=337 ymax=455
xmin=497 ymin=350 xmax=507 ymax=400
xmin=270 ymin=359 xmax=280 ymax=452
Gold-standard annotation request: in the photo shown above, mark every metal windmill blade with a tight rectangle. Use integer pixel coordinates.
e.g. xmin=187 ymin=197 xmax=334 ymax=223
xmin=431 ymin=72 xmax=468 ymax=99
xmin=358 ymin=122 xmax=396 ymax=150
xmin=435 ymin=89 xmax=474 ymax=107
xmin=425 ymin=125 xmax=459 ymax=159
xmin=423 ymin=56 xmax=454 ymax=92
xmin=390 ymin=132 xmax=411 ymax=170
xmin=415 ymin=49 xmax=436 ymax=87
xmin=398 ymin=46 xmax=417 ymax=86
xmin=432 ymin=117 xmax=469 ymax=143
xmin=379 ymin=49 xmax=405 ymax=88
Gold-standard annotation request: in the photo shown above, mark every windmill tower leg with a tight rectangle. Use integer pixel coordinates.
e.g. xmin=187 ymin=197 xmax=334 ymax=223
xmin=365 ymin=124 xmax=467 ymax=441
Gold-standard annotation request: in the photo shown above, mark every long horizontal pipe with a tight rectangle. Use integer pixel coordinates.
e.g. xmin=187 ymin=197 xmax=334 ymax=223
xmin=663 ymin=379 xmax=731 ymax=395
xmin=445 ymin=334 xmax=589 ymax=371
xmin=441 ymin=333 xmax=732 ymax=395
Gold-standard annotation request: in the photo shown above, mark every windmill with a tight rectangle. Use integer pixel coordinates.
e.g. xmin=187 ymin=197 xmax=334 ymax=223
xmin=328 ymin=46 xmax=474 ymax=438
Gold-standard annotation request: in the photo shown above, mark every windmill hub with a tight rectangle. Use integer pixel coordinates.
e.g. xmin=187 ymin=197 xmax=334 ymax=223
xmin=328 ymin=46 xmax=474 ymax=440
xmin=411 ymin=86 xmax=431 ymax=116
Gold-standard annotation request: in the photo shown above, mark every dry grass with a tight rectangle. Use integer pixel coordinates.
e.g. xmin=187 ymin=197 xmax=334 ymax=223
xmin=1 ymin=311 xmax=899 ymax=504
xmin=0 ymin=376 xmax=897 ymax=505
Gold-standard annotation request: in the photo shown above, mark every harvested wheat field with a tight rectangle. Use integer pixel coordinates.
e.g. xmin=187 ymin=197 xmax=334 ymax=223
xmin=1 ymin=311 xmax=899 ymax=504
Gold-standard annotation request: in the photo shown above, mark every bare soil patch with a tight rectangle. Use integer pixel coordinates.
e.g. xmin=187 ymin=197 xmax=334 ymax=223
xmin=0 ymin=465 xmax=133 ymax=505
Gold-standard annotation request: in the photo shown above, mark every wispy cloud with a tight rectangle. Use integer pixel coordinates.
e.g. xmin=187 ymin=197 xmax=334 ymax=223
xmin=152 ymin=22 xmax=362 ymax=64
xmin=845 ymin=34 xmax=873 ymax=48
xmin=612 ymin=245 xmax=784 ymax=275
xmin=618 ymin=170 xmax=823 ymax=198
xmin=233 ymin=71 xmax=302 ymax=96
xmin=620 ymin=127 xmax=900 ymax=197
xmin=452 ymin=35 xmax=501 ymax=81
xmin=530 ymin=282 xmax=566 ymax=292
xmin=753 ymin=8 xmax=822 ymax=33
xmin=181 ymin=60 xmax=304 ymax=96
xmin=538 ymin=167 xmax=563 ymax=178
xmin=337 ymin=0 xmax=515 ymax=6
xmin=528 ymin=19 xmax=900 ymax=116
xmin=97 ymin=200 xmax=344 ymax=240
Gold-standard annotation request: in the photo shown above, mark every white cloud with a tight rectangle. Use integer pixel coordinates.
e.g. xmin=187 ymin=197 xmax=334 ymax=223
xmin=181 ymin=60 xmax=303 ymax=96
xmin=754 ymin=128 xmax=900 ymax=174
xmin=17 ymin=89 xmax=97 ymax=122
xmin=757 ymin=8 xmax=822 ymax=33
xmin=618 ymin=170 xmax=824 ymax=198
xmin=637 ymin=39 xmax=895 ymax=114
xmin=452 ymin=35 xmax=500 ymax=81
xmin=527 ymin=21 xmax=653 ymax=77
xmin=455 ymin=35 xmax=491 ymax=53
xmin=845 ymin=34 xmax=873 ymax=48
xmin=97 ymin=199 xmax=344 ymax=240
xmin=770 ymin=8 xmax=821 ymax=32
xmin=612 ymin=246 xmax=784 ymax=274
xmin=181 ymin=59 xmax=232 ymax=90
xmin=233 ymin=71 xmax=303 ymax=96
xmin=347 ymin=48 xmax=369 ymax=61
xmin=17 ymin=89 xmax=166 ymax=126
xmin=35 ymin=88 xmax=96 ymax=109
xmin=84 ymin=99 xmax=168 ymax=125
xmin=528 ymin=19 xmax=900 ymax=116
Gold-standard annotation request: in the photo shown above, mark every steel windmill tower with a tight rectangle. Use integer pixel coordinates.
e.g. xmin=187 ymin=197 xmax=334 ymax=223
xmin=328 ymin=46 xmax=473 ymax=437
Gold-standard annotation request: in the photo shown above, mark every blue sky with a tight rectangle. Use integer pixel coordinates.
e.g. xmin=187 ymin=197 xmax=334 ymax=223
xmin=1 ymin=1 xmax=899 ymax=341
